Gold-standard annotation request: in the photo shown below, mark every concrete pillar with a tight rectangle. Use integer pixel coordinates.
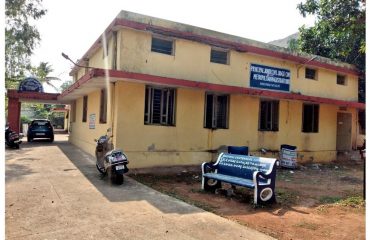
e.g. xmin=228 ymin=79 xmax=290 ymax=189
xmin=8 ymin=98 xmax=21 ymax=133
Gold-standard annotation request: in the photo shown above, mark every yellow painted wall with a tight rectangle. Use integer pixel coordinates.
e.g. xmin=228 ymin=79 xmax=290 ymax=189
xmin=295 ymin=67 xmax=358 ymax=101
xmin=105 ymin=81 xmax=357 ymax=168
xmin=113 ymin=81 xmax=211 ymax=168
xmin=119 ymin=28 xmax=358 ymax=102
xmin=69 ymin=85 xmax=114 ymax=154
xmin=76 ymin=35 xmax=115 ymax=81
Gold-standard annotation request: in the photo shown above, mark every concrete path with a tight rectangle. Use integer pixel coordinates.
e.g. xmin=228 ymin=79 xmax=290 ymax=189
xmin=6 ymin=135 xmax=274 ymax=240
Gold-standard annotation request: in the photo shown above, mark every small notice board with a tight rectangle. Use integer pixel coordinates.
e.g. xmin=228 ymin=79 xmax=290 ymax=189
xmin=89 ymin=114 xmax=96 ymax=129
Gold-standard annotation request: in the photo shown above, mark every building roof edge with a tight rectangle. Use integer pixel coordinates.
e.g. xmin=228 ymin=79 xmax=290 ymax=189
xmin=69 ymin=10 xmax=359 ymax=76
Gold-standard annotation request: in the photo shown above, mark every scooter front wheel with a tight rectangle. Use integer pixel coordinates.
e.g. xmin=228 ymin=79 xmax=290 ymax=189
xmin=96 ymin=164 xmax=106 ymax=175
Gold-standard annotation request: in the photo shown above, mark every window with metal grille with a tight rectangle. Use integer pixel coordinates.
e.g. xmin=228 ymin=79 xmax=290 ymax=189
xmin=210 ymin=48 xmax=229 ymax=64
xmin=259 ymin=100 xmax=279 ymax=131
xmin=71 ymin=101 xmax=76 ymax=122
xmin=305 ymin=68 xmax=317 ymax=80
xmin=99 ymin=89 xmax=107 ymax=123
xmin=337 ymin=74 xmax=347 ymax=85
xmin=144 ymin=86 xmax=176 ymax=126
xmin=204 ymin=93 xmax=229 ymax=129
xmin=302 ymin=104 xmax=319 ymax=133
xmin=82 ymin=96 xmax=88 ymax=122
xmin=359 ymin=110 xmax=365 ymax=135
xmin=151 ymin=37 xmax=174 ymax=55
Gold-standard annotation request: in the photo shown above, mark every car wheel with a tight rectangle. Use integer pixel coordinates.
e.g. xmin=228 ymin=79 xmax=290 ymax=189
xmin=49 ymin=136 xmax=54 ymax=142
xmin=27 ymin=136 xmax=32 ymax=142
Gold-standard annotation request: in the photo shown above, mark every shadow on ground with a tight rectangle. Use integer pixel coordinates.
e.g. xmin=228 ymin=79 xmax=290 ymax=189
xmin=56 ymin=139 xmax=202 ymax=215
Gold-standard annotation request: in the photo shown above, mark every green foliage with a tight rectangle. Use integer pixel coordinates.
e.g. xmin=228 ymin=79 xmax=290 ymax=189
xmin=30 ymin=62 xmax=54 ymax=81
xmin=49 ymin=111 xmax=65 ymax=128
xmin=59 ymin=80 xmax=74 ymax=93
xmin=287 ymin=38 xmax=299 ymax=52
xmin=319 ymin=196 xmax=341 ymax=204
xmin=336 ymin=196 xmax=365 ymax=208
xmin=30 ymin=62 xmax=60 ymax=91
xmin=21 ymin=116 xmax=32 ymax=124
xmin=32 ymin=103 xmax=51 ymax=119
xmin=297 ymin=0 xmax=365 ymax=102
xmin=5 ymin=0 xmax=47 ymax=88
xmin=297 ymin=0 xmax=365 ymax=70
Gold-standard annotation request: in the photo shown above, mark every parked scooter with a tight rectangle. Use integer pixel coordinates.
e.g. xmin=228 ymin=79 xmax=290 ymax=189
xmin=5 ymin=125 xmax=22 ymax=149
xmin=95 ymin=129 xmax=129 ymax=184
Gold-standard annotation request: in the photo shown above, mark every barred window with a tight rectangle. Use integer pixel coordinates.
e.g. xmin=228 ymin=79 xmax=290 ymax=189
xmin=144 ymin=86 xmax=176 ymax=126
xmin=151 ymin=37 xmax=174 ymax=55
xmin=337 ymin=74 xmax=347 ymax=85
xmin=305 ymin=68 xmax=317 ymax=80
xmin=99 ymin=89 xmax=107 ymax=124
xmin=82 ymin=96 xmax=88 ymax=122
xmin=204 ymin=93 xmax=229 ymax=129
xmin=302 ymin=104 xmax=319 ymax=133
xmin=210 ymin=48 xmax=229 ymax=64
xmin=259 ymin=100 xmax=279 ymax=131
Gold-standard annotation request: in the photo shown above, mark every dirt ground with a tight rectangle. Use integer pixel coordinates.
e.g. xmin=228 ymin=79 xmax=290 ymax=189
xmin=129 ymin=160 xmax=365 ymax=240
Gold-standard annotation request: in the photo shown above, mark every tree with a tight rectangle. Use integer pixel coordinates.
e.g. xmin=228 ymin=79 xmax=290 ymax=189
xmin=5 ymin=0 xmax=47 ymax=88
xmin=296 ymin=0 xmax=365 ymax=102
xmin=30 ymin=62 xmax=61 ymax=92
xmin=59 ymin=80 xmax=74 ymax=93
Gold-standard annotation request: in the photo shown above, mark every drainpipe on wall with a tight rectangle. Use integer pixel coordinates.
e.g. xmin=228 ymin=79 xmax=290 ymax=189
xmin=111 ymin=82 xmax=116 ymax=147
xmin=112 ymin=31 xmax=118 ymax=70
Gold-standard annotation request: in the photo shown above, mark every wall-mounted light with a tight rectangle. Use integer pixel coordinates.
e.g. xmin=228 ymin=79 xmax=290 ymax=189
xmin=61 ymin=52 xmax=94 ymax=69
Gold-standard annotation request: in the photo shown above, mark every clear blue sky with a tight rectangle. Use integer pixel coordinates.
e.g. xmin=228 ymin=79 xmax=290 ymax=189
xmin=31 ymin=0 xmax=315 ymax=92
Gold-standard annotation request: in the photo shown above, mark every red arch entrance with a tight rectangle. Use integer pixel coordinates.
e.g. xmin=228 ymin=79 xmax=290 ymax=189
xmin=7 ymin=89 xmax=62 ymax=133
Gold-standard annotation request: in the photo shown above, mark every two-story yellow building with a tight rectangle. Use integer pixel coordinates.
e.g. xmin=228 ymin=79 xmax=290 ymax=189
xmin=59 ymin=10 xmax=365 ymax=168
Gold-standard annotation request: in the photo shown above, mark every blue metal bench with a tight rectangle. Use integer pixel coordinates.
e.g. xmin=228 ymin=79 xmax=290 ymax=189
xmin=228 ymin=146 xmax=249 ymax=155
xmin=201 ymin=153 xmax=278 ymax=205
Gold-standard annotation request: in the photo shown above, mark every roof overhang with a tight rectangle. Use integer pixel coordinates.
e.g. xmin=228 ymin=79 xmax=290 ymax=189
xmin=59 ymin=68 xmax=365 ymax=110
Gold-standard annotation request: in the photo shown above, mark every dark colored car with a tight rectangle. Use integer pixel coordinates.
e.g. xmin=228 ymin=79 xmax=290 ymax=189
xmin=27 ymin=119 xmax=54 ymax=142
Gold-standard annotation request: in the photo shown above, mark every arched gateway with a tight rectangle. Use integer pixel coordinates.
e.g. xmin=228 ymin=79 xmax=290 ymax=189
xmin=6 ymin=78 xmax=68 ymax=133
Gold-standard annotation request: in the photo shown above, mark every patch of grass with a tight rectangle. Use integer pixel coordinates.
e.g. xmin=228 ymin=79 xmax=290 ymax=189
xmin=318 ymin=195 xmax=364 ymax=208
xmin=276 ymin=189 xmax=299 ymax=204
xmin=316 ymin=196 xmax=365 ymax=213
xmin=190 ymin=188 xmax=207 ymax=194
xmin=319 ymin=196 xmax=342 ymax=204
xmin=316 ymin=205 xmax=330 ymax=213
xmin=294 ymin=221 xmax=319 ymax=230
xmin=336 ymin=196 xmax=365 ymax=208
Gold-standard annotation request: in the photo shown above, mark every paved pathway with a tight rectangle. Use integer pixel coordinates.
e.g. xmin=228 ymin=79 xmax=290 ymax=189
xmin=6 ymin=135 xmax=274 ymax=240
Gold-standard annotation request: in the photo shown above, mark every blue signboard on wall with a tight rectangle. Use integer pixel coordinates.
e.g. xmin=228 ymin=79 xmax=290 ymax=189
xmin=250 ymin=64 xmax=290 ymax=92
xmin=18 ymin=77 xmax=44 ymax=92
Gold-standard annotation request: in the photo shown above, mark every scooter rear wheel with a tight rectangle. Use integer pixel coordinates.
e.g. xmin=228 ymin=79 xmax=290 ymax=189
xmin=111 ymin=172 xmax=124 ymax=185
